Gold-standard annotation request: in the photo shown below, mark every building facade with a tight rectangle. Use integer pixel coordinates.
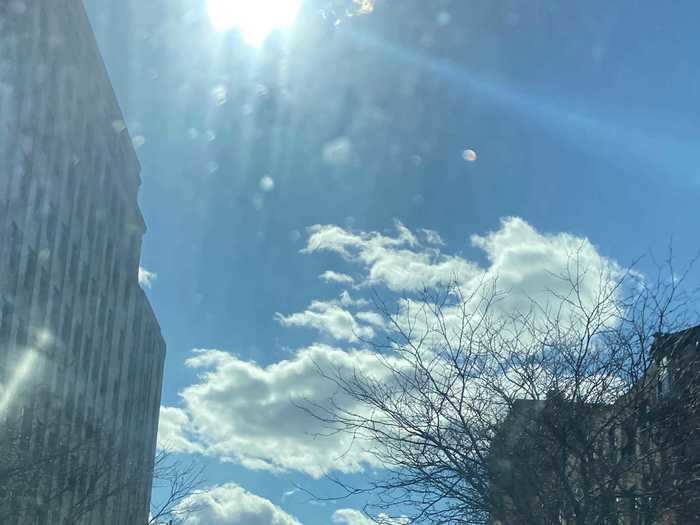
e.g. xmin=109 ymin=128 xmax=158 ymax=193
xmin=489 ymin=326 xmax=700 ymax=525
xmin=0 ymin=2 xmax=165 ymax=524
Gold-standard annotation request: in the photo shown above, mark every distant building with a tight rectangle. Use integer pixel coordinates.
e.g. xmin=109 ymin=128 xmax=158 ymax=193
xmin=0 ymin=2 xmax=165 ymax=524
xmin=489 ymin=326 xmax=700 ymax=525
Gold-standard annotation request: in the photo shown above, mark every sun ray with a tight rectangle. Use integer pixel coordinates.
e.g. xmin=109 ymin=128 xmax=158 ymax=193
xmin=207 ymin=0 xmax=302 ymax=47
xmin=0 ymin=350 xmax=39 ymax=416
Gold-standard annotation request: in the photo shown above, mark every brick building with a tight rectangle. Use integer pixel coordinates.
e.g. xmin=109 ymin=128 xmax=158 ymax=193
xmin=0 ymin=1 xmax=165 ymax=523
xmin=490 ymin=326 xmax=700 ymax=525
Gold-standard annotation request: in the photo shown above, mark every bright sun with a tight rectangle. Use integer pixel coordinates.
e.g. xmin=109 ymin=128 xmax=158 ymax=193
xmin=207 ymin=0 xmax=302 ymax=46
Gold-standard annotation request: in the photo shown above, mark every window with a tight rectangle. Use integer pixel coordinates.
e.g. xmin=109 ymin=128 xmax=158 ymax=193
xmin=117 ymin=198 xmax=125 ymax=230
xmin=658 ymin=355 xmax=672 ymax=399
xmin=97 ymin=296 xmax=107 ymax=330
xmin=87 ymin=203 xmax=96 ymax=240
xmin=85 ymin=123 xmax=95 ymax=155
xmin=8 ymin=222 xmax=21 ymax=276
xmin=19 ymin=164 xmax=31 ymax=202
xmin=106 ymin=309 xmax=114 ymax=343
xmin=39 ymin=5 xmax=49 ymax=55
xmin=75 ymin=181 xmax=86 ymax=220
xmin=104 ymin=239 xmax=113 ymax=276
xmin=72 ymin=323 xmax=82 ymax=360
xmin=46 ymin=203 xmax=58 ymax=244
xmin=82 ymin=336 xmax=92 ymax=375
xmin=80 ymin=262 xmax=89 ymax=297
xmin=24 ymin=248 xmax=37 ymax=291
xmin=39 ymin=266 xmax=50 ymax=304
xmin=69 ymin=242 xmax=79 ymax=282
xmin=123 ymin=278 xmax=131 ymax=304
xmin=0 ymin=302 xmax=13 ymax=342
xmin=34 ymin=185 xmax=45 ymax=216
xmin=111 ymin=378 xmax=120 ymax=414
xmin=58 ymin=223 xmax=69 ymax=263
xmin=65 ymin=162 xmax=76 ymax=199
xmin=111 ymin=266 xmax=119 ymax=295
xmin=50 ymin=287 xmax=61 ymax=332
xmin=16 ymin=318 xmax=28 ymax=346
xmin=99 ymin=362 xmax=109 ymax=397
xmin=61 ymin=305 xmax=72 ymax=343
xmin=91 ymin=343 xmax=101 ymax=385
xmin=109 ymin=185 xmax=118 ymax=219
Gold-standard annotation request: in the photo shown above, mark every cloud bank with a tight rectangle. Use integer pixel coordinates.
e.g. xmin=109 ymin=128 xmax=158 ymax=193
xmin=161 ymin=217 xmax=623 ymax=479
xmin=162 ymin=344 xmax=389 ymax=477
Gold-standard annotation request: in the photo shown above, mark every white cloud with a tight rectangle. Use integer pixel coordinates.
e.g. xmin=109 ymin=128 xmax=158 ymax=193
xmin=420 ymin=228 xmax=445 ymax=246
xmin=355 ymin=311 xmax=385 ymax=329
xmin=304 ymin=218 xmax=621 ymax=321
xmin=275 ymin=300 xmax=374 ymax=342
xmin=304 ymin=221 xmax=477 ymax=292
xmin=319 ymin=271 xmax=355 ymax=285
xmin=138 ymin=266 xmax=157 ymax=288
xmin=338 ymin=290 xmax=368 ymax=308
xmin=332 ymin=509 xmax=409 ymax=525
xmin=468 ymin=217 xmax=623 ymax=324
xmin=178 ymin=483 xmax=301 ymax=525
xmin=157 ymin=406 xmax=203 ymax=454
xmin=170 ymin=345 xmax=389 ymax=478
xmin=300 ymin=217 xmax=625 ymax=403
xmin=332 ymin=509 xmax=373 ymax=525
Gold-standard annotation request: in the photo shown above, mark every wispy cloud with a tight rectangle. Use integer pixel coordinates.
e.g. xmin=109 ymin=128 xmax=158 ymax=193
xmin=319 ymin=271 xmax=355 ymax=285
xmin=420 ymin=228 xmax=445 ymax=246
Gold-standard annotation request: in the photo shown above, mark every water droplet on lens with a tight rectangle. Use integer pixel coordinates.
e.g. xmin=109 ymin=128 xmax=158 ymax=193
xmin=462 ymin=149 xmax=477 ymax=162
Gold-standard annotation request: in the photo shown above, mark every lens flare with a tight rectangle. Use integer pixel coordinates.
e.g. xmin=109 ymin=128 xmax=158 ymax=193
xmin=462 ymin=149 xmax=477 ymax=162
xmin=207 ymin=0 xmax=302 ymax=47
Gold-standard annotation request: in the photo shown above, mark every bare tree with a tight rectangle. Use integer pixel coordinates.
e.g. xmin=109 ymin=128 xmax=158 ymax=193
xmin=0 ymin=413 xmax=204 ymax=524
xmin=148 ymin=449 xmax=205 ymax=525
xmin=304 ymin=251 xmax=700 ymax=524
xmin=0 ymin=412 xmax=118 ymax=523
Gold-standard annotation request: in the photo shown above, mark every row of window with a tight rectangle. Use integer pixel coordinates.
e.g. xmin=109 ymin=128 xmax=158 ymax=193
xmin=2 ymin=6 xmax=157 ymax=523
xmin=1 ymin=166 xmax=158 ymax=525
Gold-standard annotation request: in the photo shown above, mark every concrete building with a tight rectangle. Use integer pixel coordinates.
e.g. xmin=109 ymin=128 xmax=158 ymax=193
xmin=0 ymin=2 xmax=165 ymax=524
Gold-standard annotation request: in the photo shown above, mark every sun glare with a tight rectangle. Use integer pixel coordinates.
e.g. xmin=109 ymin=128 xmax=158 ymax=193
xmin=207 ymin=0 xmax=302 ymax=46
xmin=0 ymin=350 xmax=38 ymax=416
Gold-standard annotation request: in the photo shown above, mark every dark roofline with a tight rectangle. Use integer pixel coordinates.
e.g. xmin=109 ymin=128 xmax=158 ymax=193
xmin=651 ymin=323 xmax=700 ymax=358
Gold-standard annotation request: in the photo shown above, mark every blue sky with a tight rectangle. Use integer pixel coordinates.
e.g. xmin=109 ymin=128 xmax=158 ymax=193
xmin=83 ymin=0 xmax=700 ymax=523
